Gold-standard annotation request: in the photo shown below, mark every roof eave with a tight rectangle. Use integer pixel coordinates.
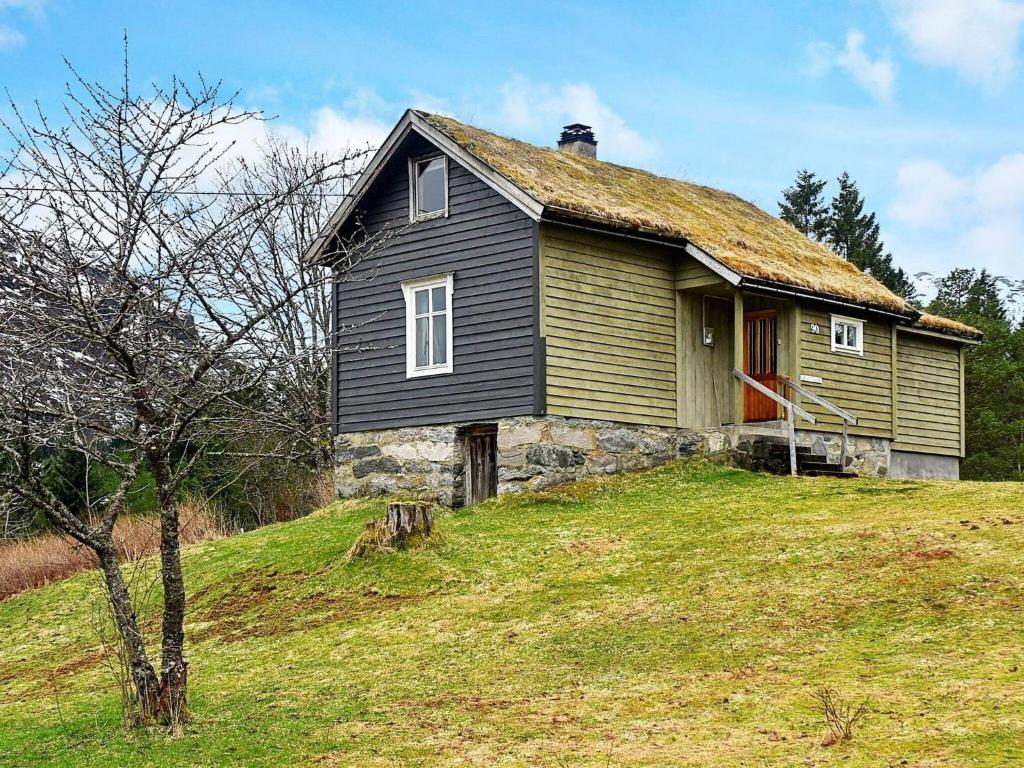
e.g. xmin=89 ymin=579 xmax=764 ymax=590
xmin=304 ymin=110 xmax=545 ymax=266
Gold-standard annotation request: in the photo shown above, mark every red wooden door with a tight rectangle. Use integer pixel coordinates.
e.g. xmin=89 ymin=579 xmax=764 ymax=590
xmin=743 ymin=310 xmax=780 ymax=422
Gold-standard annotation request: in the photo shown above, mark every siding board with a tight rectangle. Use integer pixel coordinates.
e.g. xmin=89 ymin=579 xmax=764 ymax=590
xmin=334 ymin=134 xmax=538 ymax=432
xmin=540 ymin=226 xmax=677 ymax=427
xmin=798 ymin=307 xmax=894 ymax=438
xmin=893 ymin=332 xmax=963 ymax=457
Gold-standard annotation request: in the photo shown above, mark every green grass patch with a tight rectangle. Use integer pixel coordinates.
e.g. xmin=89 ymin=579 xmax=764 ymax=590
xmin=1 ymin=460 xmax=1022 ymax=766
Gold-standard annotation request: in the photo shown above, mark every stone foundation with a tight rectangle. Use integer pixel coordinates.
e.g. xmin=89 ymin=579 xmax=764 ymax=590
xmin=688 ymin=424 xmax=892 ymax=478
xmin=495 ymin=416 xmax=678 ymax=494
xmin=335 ymin=415 xmax=679 ymax=506
xmin=335 ymin=417 xmax=897 ymax=504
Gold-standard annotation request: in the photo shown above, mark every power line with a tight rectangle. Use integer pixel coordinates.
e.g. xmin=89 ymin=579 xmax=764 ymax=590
xmin=0 ymin=185 xmax=351 ymax=198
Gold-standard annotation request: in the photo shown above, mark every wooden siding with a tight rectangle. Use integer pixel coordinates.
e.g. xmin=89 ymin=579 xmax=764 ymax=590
xmin=797 ymin=307 xmax=894 ymax=438
xmin=540 ymin=226 xmax=676 ymax=427
xmin=677 ymin=292 xmax=734 ymax=427
xmin=334 ymin=132 xmax=538 ymax=432
xmin=893 ymin=332 xmax=963 ymax=457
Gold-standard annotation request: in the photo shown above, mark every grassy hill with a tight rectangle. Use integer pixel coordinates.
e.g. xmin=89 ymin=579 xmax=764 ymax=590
xmin=1 ymin=460 xmax=1023 ymax=767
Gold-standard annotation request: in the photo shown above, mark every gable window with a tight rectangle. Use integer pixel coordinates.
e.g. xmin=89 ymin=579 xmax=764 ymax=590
xmin=410 ymin=155 xmax=448 ymax=221
xmin=402 ymin=274 xmax=454 ymax=378
xmin=831 ymin=315 xmax=865 ymax=356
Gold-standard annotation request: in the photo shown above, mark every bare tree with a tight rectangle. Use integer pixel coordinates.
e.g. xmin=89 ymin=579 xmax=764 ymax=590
xmin=0 ymin=53 xmax=377 ymax=726
xmin=198 ymin=137 xmax=386 ymax=524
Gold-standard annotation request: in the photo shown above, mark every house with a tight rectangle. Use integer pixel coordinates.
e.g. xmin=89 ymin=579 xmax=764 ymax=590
xmin=306 ymin=110 xmax=981 ymax=506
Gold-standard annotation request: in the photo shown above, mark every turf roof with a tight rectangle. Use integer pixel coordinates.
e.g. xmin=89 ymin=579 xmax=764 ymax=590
xmin=422 ymin=112 xmax=917 ymax=314
xmin=915 ymin=313 xmax=983 ymax=340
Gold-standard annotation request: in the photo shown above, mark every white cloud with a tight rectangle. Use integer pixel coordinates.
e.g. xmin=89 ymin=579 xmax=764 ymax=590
xmin=0 ymin=23 xmax=23 ymax=51
xmin=805 ymin=30 xmax=896 ymax=102
xmin=887 ymin=0 xmax=1024 ymax=89
xmin=890 ymin=153 xmax=1024 ymax=278
xmin=891 ymin=159 xmax=966 ymax=227
xmin=497 ymin=75 xmax=657 ymax=164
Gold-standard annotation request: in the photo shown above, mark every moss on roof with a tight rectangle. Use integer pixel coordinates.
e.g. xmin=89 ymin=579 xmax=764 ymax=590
xmin=421 ymin=112 xmax=916 ymax=315
xmin=915 ymin=313 xmax=983 ymax=340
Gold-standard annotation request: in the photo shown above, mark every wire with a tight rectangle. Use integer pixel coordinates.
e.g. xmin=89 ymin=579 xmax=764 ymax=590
xmin=0 ymin=185 xmax=351 ymax=198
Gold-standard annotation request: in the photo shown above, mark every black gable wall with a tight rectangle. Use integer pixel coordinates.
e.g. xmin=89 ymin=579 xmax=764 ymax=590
xmin=333 ymin=133 xmax=539 ymax=433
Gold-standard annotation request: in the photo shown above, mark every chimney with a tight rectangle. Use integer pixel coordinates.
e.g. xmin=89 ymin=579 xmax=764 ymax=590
xmin=557 ymin=123 xmax=597 ymax=158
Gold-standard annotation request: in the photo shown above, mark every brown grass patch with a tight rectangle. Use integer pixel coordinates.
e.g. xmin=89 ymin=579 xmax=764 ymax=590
xmin=565 ymin=537 xmax=623 ymax=556
xmin=0 ymin=497 xmax=228 ymax=601
xmin=910 ymin=547 xmax=955 ymax=561
xmin=189 ymin=571 xmax=428 ymax=643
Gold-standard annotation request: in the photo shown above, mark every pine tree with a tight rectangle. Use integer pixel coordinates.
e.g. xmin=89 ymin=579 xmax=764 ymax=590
xmin=927 ymin=269 xmax=1023 ymax=481
xmin=778 ymin=170 xmax=828 ymax=240
xmin=826 ymin=172 xmax=918 ymax=302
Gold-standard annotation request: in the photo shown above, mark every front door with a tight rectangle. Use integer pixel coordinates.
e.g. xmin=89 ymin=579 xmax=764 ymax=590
xmin=465 ymin=427 xmax=497 ymax=506
xmin=743 ymin=310 xmax=779 ymax=422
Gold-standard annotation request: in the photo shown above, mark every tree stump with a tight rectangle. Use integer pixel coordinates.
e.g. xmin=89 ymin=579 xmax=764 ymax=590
xmin=386 ymin=502 xmax=434 ymax=549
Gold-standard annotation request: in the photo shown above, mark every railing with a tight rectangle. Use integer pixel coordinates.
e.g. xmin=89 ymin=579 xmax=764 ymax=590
xmin=778 ymin=376 xmax=859 ymax=470
xmin=733 ymin=369 xmax=816 ymax=476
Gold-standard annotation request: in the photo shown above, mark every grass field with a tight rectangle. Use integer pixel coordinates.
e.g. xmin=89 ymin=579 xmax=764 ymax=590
xmin=1 ymin=460 xmax=1022 ymax=766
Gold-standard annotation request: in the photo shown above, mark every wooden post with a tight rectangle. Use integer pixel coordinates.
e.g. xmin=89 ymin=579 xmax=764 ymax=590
xmin=787 ymin=405 xmax=798 ymax=476
xmin=733 ymin=291 xmax=745 ymax=424
xmin=841 ymin=421 xmax=849 ymax=469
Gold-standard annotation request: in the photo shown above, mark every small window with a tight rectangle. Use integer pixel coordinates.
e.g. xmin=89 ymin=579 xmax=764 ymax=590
xmin=402 ymin=274 xmax=454 ymax=378
xmin=410 ymin=155 xmax=447 ymax=221
xmin=831 ymin=315 xmax=865 ymax=356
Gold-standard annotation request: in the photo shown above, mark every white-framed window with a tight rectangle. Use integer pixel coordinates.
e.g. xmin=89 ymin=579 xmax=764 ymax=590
xmin=402 ymin=273 xmax=454 ymax=378
xmin=831 ymin=314 xmax=865 ymax=356
xmin=409 ymin=154 xmax=448 ymax=221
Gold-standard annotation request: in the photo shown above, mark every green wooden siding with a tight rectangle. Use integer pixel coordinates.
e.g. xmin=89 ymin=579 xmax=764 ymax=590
xmin=677 ymin=292 xmax=735 ymax=428
xmin=798 ymin=308 xmax=894 ymax=438
xmin=893 ymin=332 xmax=963 ymax=457
xmin=540 ymin=225 xmax=677 ymax=427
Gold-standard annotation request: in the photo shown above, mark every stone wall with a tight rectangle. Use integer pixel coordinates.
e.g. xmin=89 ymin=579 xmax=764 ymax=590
xmin=334 ymin=417 xmax=896 ymax=504
xmin=495 ymin=416 xmax=678 ymax=494
xmin=795 ymin=430 xmax=891 ymax=477
xmin=335 ymin=415 xmax=679 ymax=505
xmin=334 ymin=425 xmax=466 ymax=506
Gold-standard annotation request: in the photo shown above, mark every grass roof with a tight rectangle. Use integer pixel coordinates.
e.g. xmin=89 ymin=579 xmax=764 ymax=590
xmin=422 ymin=112 xmax=915 ymax=314
xmin=916 ymin=312 xmax=983 ymax=340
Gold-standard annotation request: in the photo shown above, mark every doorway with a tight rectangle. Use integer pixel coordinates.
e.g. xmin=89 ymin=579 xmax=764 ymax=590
xmin=465 ymin=425 xmax=497 ymax=506
xmin=743 ymin=310 xmax=779 ymax=422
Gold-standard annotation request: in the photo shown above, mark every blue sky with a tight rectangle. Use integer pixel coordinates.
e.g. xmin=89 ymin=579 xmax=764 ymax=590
xmin=2 ymin=0 xmax=1023 ymax=295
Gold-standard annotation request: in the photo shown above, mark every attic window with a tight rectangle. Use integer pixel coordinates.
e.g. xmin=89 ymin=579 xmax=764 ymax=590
xmin=831 ymin=315 xmax=864 ymax=356
xmin=410 ymin=155 xmax=448 ymax=221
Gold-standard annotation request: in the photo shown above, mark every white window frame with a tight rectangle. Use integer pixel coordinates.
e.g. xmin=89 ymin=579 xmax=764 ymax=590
xmin=402 ymin=273 xmax=454 ymax=378
xmin=831 ymin=314 xmax=865 ymax=356
xmin=408 ymin=153 xmax=448 ymax=222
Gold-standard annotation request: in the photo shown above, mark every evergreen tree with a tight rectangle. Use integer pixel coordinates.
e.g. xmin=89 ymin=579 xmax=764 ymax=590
xmin=778 ymin=170 xmax=828 ymax=240
xmin=826 ymin=172 xmax=919 ymax=302
xmin=927 ymin=269 xmax=1023 ymax=481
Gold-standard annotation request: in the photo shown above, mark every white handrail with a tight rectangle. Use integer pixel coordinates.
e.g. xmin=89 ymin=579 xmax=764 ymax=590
xmin=779 ymin=375 xmax=857 ymax=470
xmin=733 ymin=369 xmax=816 ymax=476
xmin=779 ymin=376 xmax=858 ymax=425
xmin=733 ymin=370 xmax=817 ymax=424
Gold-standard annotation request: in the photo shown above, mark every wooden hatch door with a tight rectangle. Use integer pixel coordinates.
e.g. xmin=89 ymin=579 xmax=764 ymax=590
xmin=465 ymin=426 xmax=498 ymax=506
xmin=743 ymin=310 xmax=780 ymax=422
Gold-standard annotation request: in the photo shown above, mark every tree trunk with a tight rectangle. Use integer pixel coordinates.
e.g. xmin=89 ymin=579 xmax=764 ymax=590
xmin=97 ymin=547 xmax=161 ymax=721
xmin=154 ymin=478 xmax=188 ymax=725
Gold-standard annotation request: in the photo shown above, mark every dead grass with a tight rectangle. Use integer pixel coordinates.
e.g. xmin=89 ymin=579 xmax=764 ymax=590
xmin=422 ymin=111 xmax=916 ymax=314
xmin=0 ymin=496 xmax=228 ymax=601
xmin=916 ymin=312 xmax=983 ymax=339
